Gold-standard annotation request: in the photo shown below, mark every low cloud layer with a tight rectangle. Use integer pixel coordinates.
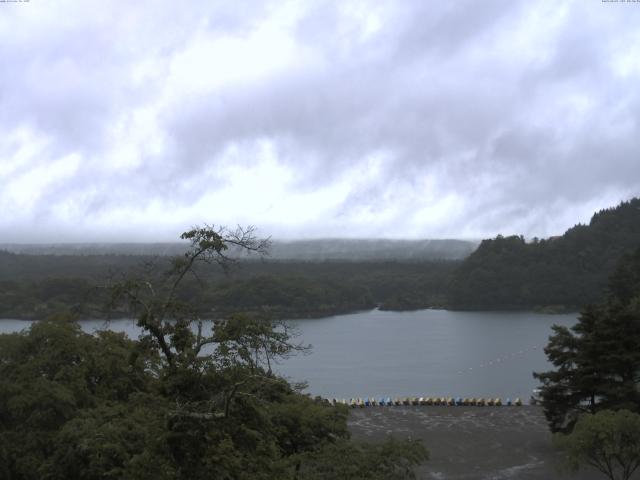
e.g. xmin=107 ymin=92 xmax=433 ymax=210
xmin=1 ymin=0 xmax=639 ymax=242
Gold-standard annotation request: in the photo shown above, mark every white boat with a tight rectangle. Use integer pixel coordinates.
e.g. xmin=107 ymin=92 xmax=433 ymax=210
xmin=530 ymin=388 xmax=542 ymax=405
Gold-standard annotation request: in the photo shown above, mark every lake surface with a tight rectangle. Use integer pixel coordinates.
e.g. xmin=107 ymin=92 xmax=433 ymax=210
xmin=0 ymin=309 xmax=577 ymax=401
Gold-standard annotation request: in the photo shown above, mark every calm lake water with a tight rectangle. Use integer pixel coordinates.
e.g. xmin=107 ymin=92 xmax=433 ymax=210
xmin=0 ymin=309 xmax=577 ymax=401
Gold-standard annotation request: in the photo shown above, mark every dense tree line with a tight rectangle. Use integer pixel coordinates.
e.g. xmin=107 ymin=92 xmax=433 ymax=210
xmin=0 ymin=254 xmax=456 ymax=320
xmin=449 ymin=198 xmax=640 ymax=310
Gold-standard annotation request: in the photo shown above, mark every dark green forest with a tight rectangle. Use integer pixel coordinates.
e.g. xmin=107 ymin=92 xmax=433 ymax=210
xmin=449 ymin=198 xmax=640 ymax=311
xmin=0 ymin=254 xmax=455 ymax=320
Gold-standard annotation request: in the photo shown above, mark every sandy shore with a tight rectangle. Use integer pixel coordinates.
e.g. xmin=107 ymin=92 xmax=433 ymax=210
xmin=348 ymin=406 xmax=608 ymax=480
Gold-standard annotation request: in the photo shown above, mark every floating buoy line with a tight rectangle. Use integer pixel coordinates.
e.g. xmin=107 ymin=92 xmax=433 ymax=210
xmin=315 ymin=396 xmax=524 ymax=407
xmin=456 ymin=345 xmax=540 ymax=375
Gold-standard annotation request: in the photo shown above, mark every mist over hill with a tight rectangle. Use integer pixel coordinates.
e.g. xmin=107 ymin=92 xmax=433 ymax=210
xmin=268 ymin=239 xmax=477 ymax=261
xmin=0 ymin=238 xmax=478 ymax=261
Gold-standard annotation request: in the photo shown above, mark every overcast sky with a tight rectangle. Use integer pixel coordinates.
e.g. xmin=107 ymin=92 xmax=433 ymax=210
xmin=1 ymin=0 xmax=639 ymax=242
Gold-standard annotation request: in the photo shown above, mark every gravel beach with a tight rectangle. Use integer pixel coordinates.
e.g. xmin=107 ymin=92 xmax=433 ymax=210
xmin=348 ymin=406 xmax=610 ymax=480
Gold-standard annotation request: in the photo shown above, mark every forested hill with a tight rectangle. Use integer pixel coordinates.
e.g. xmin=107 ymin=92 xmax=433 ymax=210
xmin=0 ymin=250 xmax=457 ymax=320
xmin=0 ymin=238 xmax=471 ymax=319
xmin=449 ymin=198 xmax=640 ymax=311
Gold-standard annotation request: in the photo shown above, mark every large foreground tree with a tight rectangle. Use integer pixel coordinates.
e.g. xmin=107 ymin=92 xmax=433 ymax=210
xmin=555 ymin=409 xmax=640 ymax=480
xmin=534 ymin=247 xmax=640 ymax=433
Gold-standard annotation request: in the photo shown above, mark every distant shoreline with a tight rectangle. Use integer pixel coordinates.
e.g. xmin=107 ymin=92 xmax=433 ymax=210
xmin=0 ymin=306 xmax=580 ymax=322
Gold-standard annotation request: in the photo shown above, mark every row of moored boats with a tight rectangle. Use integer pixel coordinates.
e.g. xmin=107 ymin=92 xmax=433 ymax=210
xmin=322 ymin=396 xmax=524 ymax=407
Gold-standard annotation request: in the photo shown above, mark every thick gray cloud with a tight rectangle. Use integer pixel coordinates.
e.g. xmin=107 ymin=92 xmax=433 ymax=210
xmin=0 ymin=0 xmax=639 ymax=242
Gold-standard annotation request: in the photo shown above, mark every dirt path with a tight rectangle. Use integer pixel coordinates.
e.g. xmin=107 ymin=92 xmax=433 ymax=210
xmin=348 ymin=406 xmax=609 ymax=480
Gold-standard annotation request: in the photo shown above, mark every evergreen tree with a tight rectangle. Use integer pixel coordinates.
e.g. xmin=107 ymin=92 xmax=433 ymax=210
xmin=534 ymin=247 xmax=640 ymax=432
